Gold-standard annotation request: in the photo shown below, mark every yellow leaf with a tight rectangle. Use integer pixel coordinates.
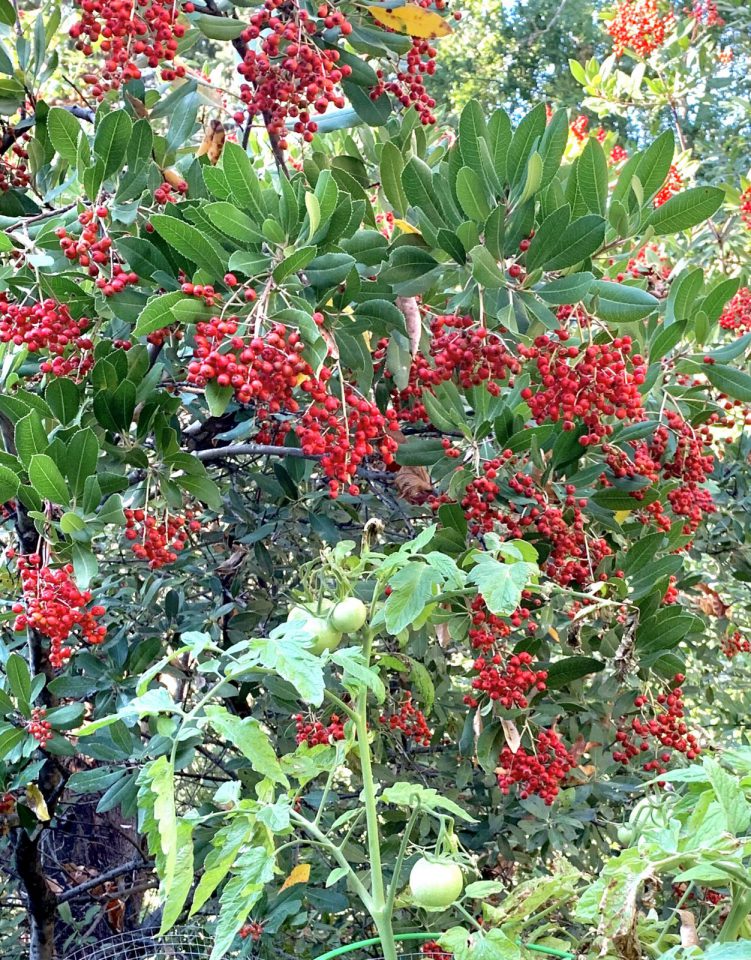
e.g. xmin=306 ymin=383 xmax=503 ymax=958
xmin=367 ymin=4 xmax=452 ymax=38
xmin=26 ymin=784 xmax=50 ymax=822
xmin=614 ymin=510 xmax=632 ymax=524
xmin=281 ymin=863 xmax=311 ymax=890
xmin=392 ymin=218 xmax=421 ymax=235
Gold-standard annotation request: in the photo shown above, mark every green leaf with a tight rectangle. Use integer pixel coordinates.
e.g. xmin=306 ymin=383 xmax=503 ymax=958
xmin=458 ymin=99 xmax=488 ymax=177
xmin=93 ymin=109 xmax=133 ymax=180
xmin=536 ymin=272 xmax=593 ymax=305
xmin=546 ymin=656 xmax=604 ymax=689
xmin=45 ymin=378 xmax=80 ymax=424
xmin=273 ymin=245 xmax=316 ymax=283
xmin=381 ymin=782 xmax=477 ymax=822
xmin=133 ymin=290 xmax=192 ymax=337
xmin=330 ymin=646 xmax=386 ymax=703
xmin=66 ymin=428 xmax=99 ymax=499
xmin=466 ymin=553 xmax=537 ymax=617
xmin=72 ymin=543 xmax=98 ymax=588
xmin=343 ymin=81 xmax=390 ymax=126
xmin=576 ymin=138 xmax=608 ymax=215
xmin=456 ymin=166 xmax=491 ymax=221
xmin=592 ymin=487 xmax=659 ymax=510
xmin=6 ymin=652 xmax=32 ymax=703
xmin=192 ymin=12 xmax=246 ymax=38
xmin=634 ymin=130 xmax=675 ymax=202
xmin=705 ymin=364 xmax=751 ymax=402
xmin=205 ymin=706 xmax=289 ymax=786
xmin=401 ymin=156 xmax=444 ymax=225
xmin=159 ymin=819 xmax=194 ymax=934
xmin=28 ymin=453 xmax=71 ymax=505
xmin=592 ymin=280 xmax=659 ymax=323
xmin=525 ymin=204 xmax=571 ymax=271
xmin=543 ymin=214 xmax=606 ymax=270
xmin=650 ymin=319 xmax=687 ymax=362
xmin=204 ymin=202 xmax=263 ymax=244
xmin=15 ymin=412 xmax=48 ymax=468
xmin=305 ymin=252 xmax=355 ymax=287
xmin=647 ymin=186 xmax=724 ymax=235
xmin=538 ymin=109 xmax=568 ymax=188
xmin=703 ymin=758 xmax=751 ymax=834
xmin=0 ymin=463 xmax=20 ymax=502
xmin=507 ymin=103 xmax=546 ymax=186
xmin=219 ymin=141 xmax=264 ymax=217
xmin=47 ymin=107 xmax=82 ymax=164
xmin=381 ymin=246 xmax=438 ymax=287
xmin=150 ymin=214 xmax=227 ymax=278
xmin=483 ymin=204 xmax=505 ymax=261
xmin=380 ymin=140 xmax=407 ymax=215
xmin=243 ymin=623 xmax=326 ymax=705
xmin=0 ymin=0 xmax=15 ymax=27
xmin=209 ymin=847 xmax=275 ymax=960
xmin=469 ymin=244 xmax=505 ymax=289
xmin=384 ymin=562 xmax=443 ymax=635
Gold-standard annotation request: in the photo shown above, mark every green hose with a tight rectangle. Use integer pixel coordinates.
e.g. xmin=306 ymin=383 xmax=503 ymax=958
xmin=313 ymin=931 xmax=574 ymax=960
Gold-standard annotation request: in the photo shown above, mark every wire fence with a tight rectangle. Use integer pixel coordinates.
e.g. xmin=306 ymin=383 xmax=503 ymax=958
xmin=63 ymin=926 xmax=216 ymax=960
xmin=60 ymin=928 xmax=434 ymax=960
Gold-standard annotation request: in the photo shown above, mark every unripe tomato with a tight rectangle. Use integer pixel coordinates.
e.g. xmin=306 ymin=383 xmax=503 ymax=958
xmin=616 ymin=825 xmax=634 ymax=846
xmin=330 ymin=597 xmax=367 ymax=633
xmin=409 ymin=857 xmax=464 ymax=909
xmin=287 ymin=602 xmax=341 ymax=655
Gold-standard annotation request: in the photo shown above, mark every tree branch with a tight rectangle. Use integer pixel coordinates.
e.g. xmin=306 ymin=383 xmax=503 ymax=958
xmin=57 ymin=858 xmax=151 ymax=905
xmin=194 ymin=443 xmax=320 ymax=462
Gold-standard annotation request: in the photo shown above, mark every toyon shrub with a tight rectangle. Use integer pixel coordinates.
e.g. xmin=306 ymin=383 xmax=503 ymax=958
xmin=0 ymin=0 xmax=749 ymax=957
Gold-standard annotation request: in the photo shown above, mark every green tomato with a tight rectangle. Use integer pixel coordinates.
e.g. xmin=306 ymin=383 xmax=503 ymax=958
xmin=330 ymin=597 xmax=368 ymax=633
xmin=409 ymin=857 xmax=464 ymax=910
xmin=287 ymin=603 xmax=341 ymax=654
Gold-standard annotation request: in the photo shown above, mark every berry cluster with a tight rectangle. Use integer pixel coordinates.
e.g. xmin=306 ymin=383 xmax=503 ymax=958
xmin=688 ymin=0 xmax=724 ymax=26
xmin=187 ymin=317 xmax=398 ymax=496
xmin=654 ymin=164 xmax=683 ymax=207
xmin=70 ymin=0 xmax=187 ymax=98
xmin=371 ymin=38 xmax=438 ymax=126
xmin=27 ymin=707 xmax=53 ymax=747
xmin=467 ymin=594 xmax=539 ymax=652
xmin=294 ymin=712 xmax=346 ymax=746
xmin=741 ymin=187 xmax=751 ymax=230
xmin=719 ymin=287 xmax=751 ymax=336
xmin=421 ymin=942 xmax=452 ymax=960
xmin=188 ymin=319 xmax=310 ymax=409
xmin=570 ymin=114 xmax=590 ymax=142
xmin=0 ymin=296 xmax=94 ymax=378
xmin=236 ymin=0 xmax=352 ymax=148
xmin=0 ymin=793 xmax=15 ymax=815
xmin=496 ymin=728 xmax=574 ymax=805
xmin=519 ymin=331 xmax=646 ymax=446
xmin=238 ymin=922 xmax=265 ymax=941
xmin=603 ymin=411 xmax=715 ymax=536
xmin=297 ymin=379 xmax=399 ymax=496
xmin=606 ymin=0 xmax=675 ymax=58
xmin=454 ymin=457 xmax=611 ymax=587
xmin=12 ymin=556 xmax=107 ymax=668
xmin=613 ymin=677 xmax=700 ymax=774
xmin=124 ymin=508 xmax=201 ymax=568
xmin=379 ymin=692 xmax=432 ymax=746
xmin=154 ymin=176 xmax=189 ymax=206
xmin=0 ymin=138 xmax=31 ymax=192
xmin=609 ymin=144 xmax=628 ymax=164
xmin=57 ymin=207 xmax=139 ymax=299
xmin=465 ymin=652 xmax=547 ymax=710
xmin=384 ymin=314 xmax=521 ymax=424
xmin=721 ymin=630 xmax=751 ymax=659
